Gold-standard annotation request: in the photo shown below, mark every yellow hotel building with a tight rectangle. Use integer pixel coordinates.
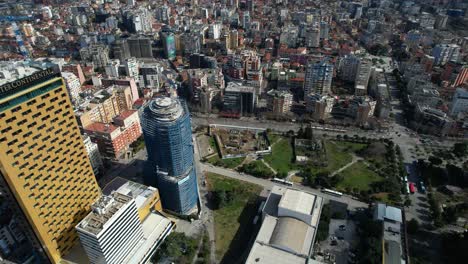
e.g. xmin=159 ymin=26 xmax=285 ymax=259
xmin=0 ymin=67 xmax=101 ymax=263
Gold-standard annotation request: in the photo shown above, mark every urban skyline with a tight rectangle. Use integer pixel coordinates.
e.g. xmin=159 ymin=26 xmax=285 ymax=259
xmin=0 ymin=0 xmax=467 ymax=263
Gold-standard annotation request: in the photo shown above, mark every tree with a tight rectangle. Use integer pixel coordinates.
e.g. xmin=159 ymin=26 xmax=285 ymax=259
xmin=305 ymin=126 xmax=313 ymax=139
xmin=429 ymin=156 xmax=443 ymax=166
xmin=316 ymin=204 xmax=331 ymax=241
xmin=404 ymin=197 xmax=412 ymax=207
xmin=369 ymin=44 xmax=389 ymax=56
xmin=407 ymin=219 xmax=419 ymax=234
xmin=213 ymin=190 xmax=230 ymax=209
xmin=277 ymin=171 xmax=287 ymax=179
xmin=453 ymin=142 xmax=467 ymax=157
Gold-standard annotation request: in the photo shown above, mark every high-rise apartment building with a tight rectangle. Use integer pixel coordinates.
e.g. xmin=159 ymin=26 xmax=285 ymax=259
xmin=73 ymin=178 xmax=174 ymax=264
xmin=266 ymin=90 xmax=293 ymax=114
xmin=162 ymin=33 xmax=176 ymax=60
xmin=79 ymin=44 xmax=110 ymax=69
xmin=76 ymin=193 xmax=144 ymax=264
xmin=450 ymin=88 xmax=468 ymax=117
xmin=61 ymin=72 xmax=81 ymax=103
xmin=432 ymin=44 xmax=461 ymax=66
xmin=0 ymin=66 xmax=101 ymax=263
xmin=355 ymin=59 xmax=373 ymax=96
xmin=83 ymin=135 xmax=104 ymax=177
xmin=127 ymin=36 xmax=153 ymax=58
xmin=304 ymin=60 xmax=333 ymax=97
xmin=84 ymin=110 xmax=142 ymax=159
xmin=337 ymin=55 xmax=360 ymax=82
xmin=223 ymin=82 xmax=256 ymax=116
xmin=141 ymin=97 xmax=198 ymax=214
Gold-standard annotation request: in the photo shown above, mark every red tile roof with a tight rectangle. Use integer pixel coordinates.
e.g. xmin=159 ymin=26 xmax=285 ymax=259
xmin=84 ymin=122 xmax=118 ymax=134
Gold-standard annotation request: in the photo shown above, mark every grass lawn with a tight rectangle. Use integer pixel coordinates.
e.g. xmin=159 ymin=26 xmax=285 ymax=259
xmin=337 ymin=141 xmax=368 ymax=153
xmin=337 ymin=161 xmax=382 ymax=191
xmin=209 ymin=137 xmax=217 ymax=150
xmin=324 ymin=141 xmax=355 ymax=172
xmin=267 ymin=133 xmax=280 ymax=145
xmin=290 ymin=175 xmax=304 ymax=184
xmin=207 ymin=155 xmax=245 ymax=169
xmin=206 ymin=173 xmax=262 ymax=261
xmin=372 ymin=192 xmax=391 ymax=203
xmin=239 ymin=160 xmax=275 ymax=178
xmin=264 ymin=137 xmax=297 ymax=175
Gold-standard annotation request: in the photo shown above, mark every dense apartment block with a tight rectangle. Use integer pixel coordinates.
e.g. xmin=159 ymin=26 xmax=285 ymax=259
xmin=84 ymin=110 xmax=142 ymax=159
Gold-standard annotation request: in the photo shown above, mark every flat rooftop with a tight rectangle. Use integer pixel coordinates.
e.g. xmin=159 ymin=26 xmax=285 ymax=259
xmin=279 ymin=188 xmax=316 ymax=216
xmin=103 ymin=177 xmax=159 ymax=209
xmin=76 ymin=193 xmax=132 ymax=236
xmin=0 ymin=62 xmax=41 ymax=86
xmin=247 ymin=186 xmax=324 ymax=264
xmin=62 ymin=212 xmax=174 ymax=264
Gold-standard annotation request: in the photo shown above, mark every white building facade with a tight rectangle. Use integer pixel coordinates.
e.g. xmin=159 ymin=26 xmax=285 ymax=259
xmin=76 ymin=193 xmax=144 ymax=264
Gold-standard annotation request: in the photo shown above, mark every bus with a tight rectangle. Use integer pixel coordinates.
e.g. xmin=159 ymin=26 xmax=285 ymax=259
xmin=321 ymin=188 xmax=343 ymax=197
xmin=272 ymin=178 xmax=293 ymax=186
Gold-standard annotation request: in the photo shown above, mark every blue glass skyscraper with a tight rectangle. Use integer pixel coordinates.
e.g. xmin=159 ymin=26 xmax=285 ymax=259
xmin=141 ymin=97 xmax=198 ymax=214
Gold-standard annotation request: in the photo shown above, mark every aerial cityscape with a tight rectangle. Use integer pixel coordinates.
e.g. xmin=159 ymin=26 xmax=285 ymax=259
xmin=0 ymin=0 xmax=467 ymax=264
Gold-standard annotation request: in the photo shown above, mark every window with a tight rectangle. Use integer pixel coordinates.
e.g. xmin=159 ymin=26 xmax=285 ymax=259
xmin=1 ymin=127 xmax=12 ymax=133
xmin=21 ymin=109 xmax=32 ymax=116
xmin=17 ymin=119 xmax=27 ymax=126
xmin=6 ymin=116 xmax=17 ymax=123
xmin=41 ymin=115 xmax=50 ymax=121
xmin=11 ymin=106 xmax=22 ymax=112
xmin=27 ymin=121 xmax=37 ymax=128
xmin=12 ymin=129 xmax=22 ymax=136
xmin=7 ymin=139 xmax=18 ymax=146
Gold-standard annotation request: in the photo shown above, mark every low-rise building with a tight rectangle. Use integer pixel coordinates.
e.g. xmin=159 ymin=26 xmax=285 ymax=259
xmin=373 ymin=203 xmax=408 ymax=264
xmin=246 ymin=186 xmax=324 ymax=264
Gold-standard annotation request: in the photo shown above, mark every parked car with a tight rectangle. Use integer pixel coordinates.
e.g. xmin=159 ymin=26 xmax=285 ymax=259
xmin=409 ymin=182 xmax=416 ymax=194
xmin=419 ymin=181 xmax=426 ymax=193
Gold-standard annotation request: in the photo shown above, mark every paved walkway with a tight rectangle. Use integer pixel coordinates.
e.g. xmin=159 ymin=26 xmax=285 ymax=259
xmin=261 ymin=159 xmax=277 ymax=174
xmin=330 ymin=155 xmax=362 ymax=177
xmin=199 ymin=164 xmax=367 ymax=209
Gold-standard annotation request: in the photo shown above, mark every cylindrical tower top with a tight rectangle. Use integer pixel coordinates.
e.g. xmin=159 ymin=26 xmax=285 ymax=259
xmin=148 ymin=96 xmax=184 ymax=122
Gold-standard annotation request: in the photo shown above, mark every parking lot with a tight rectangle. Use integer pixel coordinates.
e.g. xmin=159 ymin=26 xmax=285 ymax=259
xmin=316 ymin=219 xmax=357 ymax=264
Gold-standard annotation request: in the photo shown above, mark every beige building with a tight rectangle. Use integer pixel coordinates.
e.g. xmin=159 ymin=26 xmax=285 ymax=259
xmin=76 ymin=85 xmax=133 ymax=128
xmin=0 ymin=67 xmax=101 ymax=263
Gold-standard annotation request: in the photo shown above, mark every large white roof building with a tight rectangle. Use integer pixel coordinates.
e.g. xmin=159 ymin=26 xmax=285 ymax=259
xmin=246 ymin=186 xmax=324 ymax=264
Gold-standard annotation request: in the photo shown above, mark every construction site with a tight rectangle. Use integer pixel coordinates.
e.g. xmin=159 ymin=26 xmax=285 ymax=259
xmin=209 ymin=125 xmax=271 ymax=159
